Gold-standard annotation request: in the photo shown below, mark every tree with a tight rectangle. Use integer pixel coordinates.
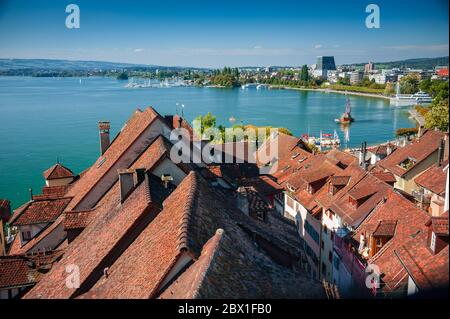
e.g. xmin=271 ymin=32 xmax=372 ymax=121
xmin=383 ymin=82 xmax=395 ymax=96
xmin=116 ymin=72 xmax=128 ymax=80
xmin=400 ymin=73 xmax=420 ymax=94
xmin=300 ymin=65 xmax=309 ymax=82
xmin=425 ymin=99 xmax=449 ymax=132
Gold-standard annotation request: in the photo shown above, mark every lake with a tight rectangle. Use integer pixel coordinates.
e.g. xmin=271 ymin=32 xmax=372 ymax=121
xmin=0 ymin=76 xmax=414 ymax=208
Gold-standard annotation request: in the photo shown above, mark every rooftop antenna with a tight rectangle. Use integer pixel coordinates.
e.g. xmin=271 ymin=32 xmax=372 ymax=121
xmin=56 ymin=156 xmax=60 ymax=164
xmin=175 ymin=102 xmax=179 ymax=115
xmin=181 ymin=104 xmax=185 ymax=118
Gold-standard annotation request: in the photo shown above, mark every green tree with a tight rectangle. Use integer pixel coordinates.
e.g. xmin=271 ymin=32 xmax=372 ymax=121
xmin=400 ymin=73 xmax=420 ymax=94
xmin=425 ymin=99 xmax=449 ymax=131
xmin=300 ymin=65 xmax=309 ymax=82
xmin=116 ymin=72 xmax=128 ymax=80
xmin=384 ymin=82 xmax=396 ymax=96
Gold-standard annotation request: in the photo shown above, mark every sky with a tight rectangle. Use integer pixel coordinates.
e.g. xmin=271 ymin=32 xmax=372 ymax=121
xmin=0 ymin=0 xmax=448 ymax=68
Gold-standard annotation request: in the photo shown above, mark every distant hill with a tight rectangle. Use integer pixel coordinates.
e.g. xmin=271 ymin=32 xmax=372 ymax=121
xmin=0 ymin=58 xmax=149 ymax=71
xmin=0 ymin=58 xmax=207 ymax=71
xmin=342 ymin=56 xmax=449 ymax=70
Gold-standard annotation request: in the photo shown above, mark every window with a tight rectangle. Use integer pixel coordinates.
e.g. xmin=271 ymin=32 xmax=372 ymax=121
xmin=305 ymin=220 xmax=320 ymax=245
xmin=328 ymin=251 xmax=333 ymax=262
xmin=333 ymin=256 xmax=340 ymax=271
xmin=430 ymin=232 xmax=436 ymax=252
xmin=323 ymin=225 xmax=328 ymax=234
xmin=322 ymin=262 xmax=327 ymax=275
xmin=331 ymin=231 xmax=335 ymax=242
xmin=321 ymin=240 xmax=324 ymax=250
xmin=22 ymin=231 xmax=31 ymax=241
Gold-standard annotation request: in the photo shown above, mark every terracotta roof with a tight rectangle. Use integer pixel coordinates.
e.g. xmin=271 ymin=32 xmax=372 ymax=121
xmin=373 ymin=220 xmax=397 ymax=237
xmin=63 ymin=209 xmax=96 ymax=230
xmin=28 ymin=171 xmax=321 ymax=299
xmin=371 ymin=171 xmax=397 ymax=184
xmin=415 ymin=162 xmax=448 ymax=195
xmin=64 ymin=107 xmax=162 ymax=211
xmin=330 ymin=176 xmax=351 ymax=186
xmin=159 ymin=228 xmax=325 ymax=299
xmin=43 ymin=164 xmax=74 ymax=180
xmin=24 ymin=175 xmax=157 ymax=299
xmin=32 ymin=186 xmax=68 ymax=200
xmin=426 ymin=214 xmax=449 ymax=236
xmin=367 ymin=143 xmax=397 ymax=156
xmin=257 ymin=132 xmax=312 ymax=181
xmin=239 ymin=175 xmax=283 ymax=197
xmin=0 ymin=252 xmax=63 ymax=289
xmin=284 ymin=157 xmax=343 ymax=212
xmin=354 ymin=189 xmax=437 ymax=293
xmin=378 ymin=130 xmax=446 ymax=177
xmin=9 ymin=197 xmax=72 ymax=226
xmin=314 ymin=164 xmax=367 ymax=211
xmin=329 ymin=173 xmax=391 ymax=227
xmin=79 ymin=172 xmax=322 ymax=299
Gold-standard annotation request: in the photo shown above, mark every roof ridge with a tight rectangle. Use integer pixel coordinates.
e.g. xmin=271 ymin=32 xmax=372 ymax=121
xmin=176 ymin=172 xmax=199 ymax=252
xmin=191 ymin=229 xmax=225 ymax=298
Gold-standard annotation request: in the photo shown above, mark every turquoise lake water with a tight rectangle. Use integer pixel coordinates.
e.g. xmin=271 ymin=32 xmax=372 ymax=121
xmin=0 ymin=76 xmax=414 ymax=208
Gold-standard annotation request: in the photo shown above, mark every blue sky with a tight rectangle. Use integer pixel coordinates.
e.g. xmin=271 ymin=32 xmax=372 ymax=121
xmin=0 ymin=0 xmax=448 ymax=67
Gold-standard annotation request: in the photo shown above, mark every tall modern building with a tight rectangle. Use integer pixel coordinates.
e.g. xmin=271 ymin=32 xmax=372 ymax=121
xmin=314 ymin=56 xmax=336 ymax=78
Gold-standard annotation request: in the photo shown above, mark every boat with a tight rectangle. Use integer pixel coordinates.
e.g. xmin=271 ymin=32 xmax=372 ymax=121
xmin=334 ymin=97 xmax=354 ymax=124
xmin=390 ymin=82 xmax=433 ymax=106
xmin=302 ymin=130 xmax=340 ymax=147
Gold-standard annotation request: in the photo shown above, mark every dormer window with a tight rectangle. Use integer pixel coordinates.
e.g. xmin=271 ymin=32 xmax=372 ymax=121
xmin=430 ymin=231 xmax=437 ymax=252
xmin=398 ymin=157 xmax=417 ymax=170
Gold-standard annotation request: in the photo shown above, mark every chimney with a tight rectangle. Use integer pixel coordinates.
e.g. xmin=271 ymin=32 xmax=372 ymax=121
xmin=178 ymin=115 xmax=183 ymax=129
xmin=437 ymin=138 xmax=445 ymax=167
xmin=98 ymin=121 xmax=111 ymax=155
xmin=118 ymin=169 xmax=135 ymax=203
xmin=29 ymin=188 xmax=33 ymax=201
xmin=359 ymin=143 xmax=364 ymax=167
xmin=386 ymin=142 xmax=392 ymax=156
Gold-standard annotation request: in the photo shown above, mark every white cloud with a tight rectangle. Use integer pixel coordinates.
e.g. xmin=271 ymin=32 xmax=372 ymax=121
xmin=253 ymin=45 xmax=263 ymax=49
xmin=133 ymin=48 xmax=144 ymax=53
xmin=314 ymin=44 xmax=322 ymax=49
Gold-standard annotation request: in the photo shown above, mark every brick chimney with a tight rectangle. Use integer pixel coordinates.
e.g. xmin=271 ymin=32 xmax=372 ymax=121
xmin=118 ymin=169 xmax=135 ymax=203
xmin=98 ymin=121 xmax=111 ymax=155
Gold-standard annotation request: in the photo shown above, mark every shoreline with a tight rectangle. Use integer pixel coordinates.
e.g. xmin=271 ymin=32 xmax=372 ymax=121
xmin=267 ymin=85 xmax=391 ymax=100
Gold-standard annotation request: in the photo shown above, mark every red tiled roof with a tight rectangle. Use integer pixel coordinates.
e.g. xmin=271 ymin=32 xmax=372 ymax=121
xmin=329 ymin=173 xmax=391 ymax=226
xmin=373 ymin=220 xmax=397 ymax=237
xmin=77 ymin=172 xmax=226 ymax=299
xmin=24 ymin=175 xmax=156 ymax=299
xmin=378 ymin=130 xmax=446 ymax=177
xmin=330 ymin=176 xmax=351 ymax=186
xmin=367 ymin=143 xmax=397 ymax=156
xmin=371 ymin=171 xmax=397 ymax=184
xmin=415 ymin=162 xmax=448 ymax=195
xmin=257 ymin=132 xmax=312 ymax=181
xmin=354 ymin=189 xmax=437 ymax=292
xmin=0 ymin=252 xmax=63 ymax=289
xmin=9 ymin=197 xmax=71 ymax=226
xmin=43 ymin=164 xmax=74 ymax=180
xmin=63 ymin=209 xmax=96 ymax=230
xmin=426 ymin=214 xmax=449 ymax=236
xmin=32 ymin=186 xmax=68 ymax=201
xmin=0 ymin=256 xmax=37 ymax=289
xmin=314 ymin=164 xmax=367 ymax=211
xmin=159 ymin=228 xmax=325 ymax=299
xmin=64 ymin=107 xmax=162 ymax=211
